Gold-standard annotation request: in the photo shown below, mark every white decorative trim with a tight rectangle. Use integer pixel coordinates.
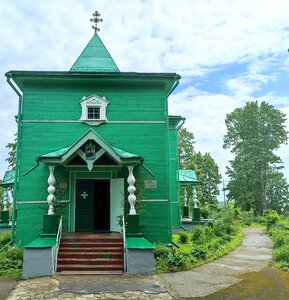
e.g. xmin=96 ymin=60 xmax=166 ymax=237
xmin=142 ymin=199 xmax=169 ymax=202
xmin=17 ymin=200 xmax=70 ymax=204
xmin=22 ymin=120 xmax=166 ymax=124
xmin=171 ymin=202 xmax=179 ymax=204
xmin=80 ymin=94 xmax=109 ymax=126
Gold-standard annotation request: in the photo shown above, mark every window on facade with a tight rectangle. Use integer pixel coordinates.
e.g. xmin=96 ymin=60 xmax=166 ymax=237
xmin=87 ymin=107 xmax=100 ymax=120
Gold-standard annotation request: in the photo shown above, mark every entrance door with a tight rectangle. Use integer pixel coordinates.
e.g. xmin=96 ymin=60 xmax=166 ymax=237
xmin=75 ymin=179 xmax=110 ymax=232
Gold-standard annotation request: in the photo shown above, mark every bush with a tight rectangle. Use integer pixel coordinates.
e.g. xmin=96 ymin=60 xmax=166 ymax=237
xmin=273 ymin=245 xmax=289 ymax=265
xmin=191 ymin=225 xmax=206 ymax=243
xmin=263 ymin=210 xmax=280 ymax=228
xmin=178 ymin=231 xmax=191 ymax=244
xmin=191 ymin=245 xmax=209 ymax=260
xmin=167 ymin=252 xmax=187 ymax=272
xmin=0 ymin=246 xmax=23 ymax=279
xmin=0 ymin=231 xmax=11 ymax=248
xmin=214 ymin=220 xmax=239 ymax=237
xmin=154 ymin=244 xmax=170 ymax=260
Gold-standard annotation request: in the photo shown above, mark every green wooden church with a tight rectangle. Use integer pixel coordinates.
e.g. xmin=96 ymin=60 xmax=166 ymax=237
xmin=3 ymin=15 xmax=186 ymax=277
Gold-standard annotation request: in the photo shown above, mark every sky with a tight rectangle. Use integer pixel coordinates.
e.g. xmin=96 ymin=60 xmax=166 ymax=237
xmin=0 ymin=0 xmax=289 ymax=198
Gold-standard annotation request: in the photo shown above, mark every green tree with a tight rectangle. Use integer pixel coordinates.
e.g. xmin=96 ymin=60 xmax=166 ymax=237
xmin=224 ymin=101 xmax=288 ymax=214
xmin=6 ymin=134 xmax=17 ymax=170
xmin=178 ymin=127 xmax=222 ymax=206
xmin=178 ymin=127 xmax=195 ymax=169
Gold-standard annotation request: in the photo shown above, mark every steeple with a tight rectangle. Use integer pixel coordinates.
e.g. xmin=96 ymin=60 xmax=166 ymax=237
xmin=70 ymin=11 xmax=119 ymax=73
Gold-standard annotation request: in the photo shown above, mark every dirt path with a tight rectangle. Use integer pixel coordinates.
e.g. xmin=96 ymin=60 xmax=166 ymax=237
xmin=160 ymin=227 xmax=275 ymax=298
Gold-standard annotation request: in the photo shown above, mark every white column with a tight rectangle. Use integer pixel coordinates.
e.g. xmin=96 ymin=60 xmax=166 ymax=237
xmin=184 ymin=188 xmax=188 ymax=206
xmin=47 ymin=166 xmax=56 ymax=215
xmin=127 ymin=165 xmax=136 ymax=215
xmin=3 ymin=190 xmax=9 ymax=211
xmin=193 ymin=187 xmax=198 ymax=208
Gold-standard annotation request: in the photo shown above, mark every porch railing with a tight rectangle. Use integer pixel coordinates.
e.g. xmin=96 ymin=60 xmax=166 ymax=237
xmin=53 ymin=216 xmax=63 ymax=272
xmin=122 ymin=215 xmax=127 ymax=272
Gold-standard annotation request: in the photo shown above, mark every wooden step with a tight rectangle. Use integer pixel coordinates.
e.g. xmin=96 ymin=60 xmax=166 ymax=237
xmin=57 ymin=264 xmax=124 ymax=271
xmin=58 ymin=257 xmax=123 ymax=264
xmin=57 ymin=233 xmax=124 ymax=274
xmin=58 ymin=251 xmax=123 ymax=258
xmin=60 ymin=241 xmax=123 ymax=248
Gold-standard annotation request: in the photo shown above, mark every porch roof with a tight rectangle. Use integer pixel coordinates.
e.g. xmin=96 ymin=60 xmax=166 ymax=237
xmin=39 ymin=129 xmax=143 ymax=166
xmin=179 ymin=169 xmax=202 ymax=186
xmin=0 ymin=170 xmax=15 ymax=188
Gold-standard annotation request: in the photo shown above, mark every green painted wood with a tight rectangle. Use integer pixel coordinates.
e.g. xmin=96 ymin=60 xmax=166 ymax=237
xmin=70 ymin=34 xmax=120 ymax=72
xmin=75 ymin=180 xmax=94 ymax=232
xmin=126 ymin=237 xmax=155 ymax=249
xmin=24 ymin=237 xmax=56 ymax=248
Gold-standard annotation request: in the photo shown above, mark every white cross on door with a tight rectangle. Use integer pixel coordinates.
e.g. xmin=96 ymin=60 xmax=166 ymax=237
xmin=81 ymin=191 xmax=88 ymax=199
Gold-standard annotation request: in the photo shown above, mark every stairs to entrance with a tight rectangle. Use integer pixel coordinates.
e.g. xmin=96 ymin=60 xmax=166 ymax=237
xmin=57 ymin=232 xmax=124 ymax=274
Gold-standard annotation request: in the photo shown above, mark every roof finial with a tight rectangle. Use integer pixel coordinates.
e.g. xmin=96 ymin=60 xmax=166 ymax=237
xmin=90 ymin=11 xmax=103 ymax=33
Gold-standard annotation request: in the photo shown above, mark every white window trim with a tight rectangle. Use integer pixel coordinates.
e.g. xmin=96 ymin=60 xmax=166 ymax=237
xmin=80 ymin=94 xmax=109 ymax=126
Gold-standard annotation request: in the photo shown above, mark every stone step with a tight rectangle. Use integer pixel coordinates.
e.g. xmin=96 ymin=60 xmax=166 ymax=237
xmin=58 ymin=251 xmax=123 ymax=258
xmin=58 ymin=257 xmax=123 ymax=265
xmin=57 ymin=263 xmax=124 ymax=271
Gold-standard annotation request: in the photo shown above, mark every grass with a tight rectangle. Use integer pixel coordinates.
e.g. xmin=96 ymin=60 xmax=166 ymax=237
xmin=155 ymin=221 xmax=244 ymax=273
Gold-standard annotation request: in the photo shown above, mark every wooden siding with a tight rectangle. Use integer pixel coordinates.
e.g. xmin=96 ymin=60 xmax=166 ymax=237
xmin=15 ymin=80 xmax=173 ymax=245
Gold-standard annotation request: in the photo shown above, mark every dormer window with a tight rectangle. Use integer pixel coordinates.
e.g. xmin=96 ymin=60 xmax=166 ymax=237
xmin=80 ymin=94 xmax=109 ymax=125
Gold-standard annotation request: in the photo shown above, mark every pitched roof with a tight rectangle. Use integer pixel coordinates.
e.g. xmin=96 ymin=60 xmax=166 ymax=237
xmin=0 ymin=170 xmax=15 ymax=188
xmin=179 ymin=169 xmax=202 ymax=186
xmin=70 ymin=34 xmax=120 ymax=73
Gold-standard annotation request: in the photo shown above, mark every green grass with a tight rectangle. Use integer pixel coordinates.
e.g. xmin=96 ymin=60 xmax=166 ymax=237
xmin=155 ymin=222 xmax=244 ymax=273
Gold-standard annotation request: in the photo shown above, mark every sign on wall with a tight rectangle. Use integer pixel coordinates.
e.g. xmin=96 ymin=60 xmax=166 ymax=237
xmin=144 ymin=180 xmax=157 ymax=189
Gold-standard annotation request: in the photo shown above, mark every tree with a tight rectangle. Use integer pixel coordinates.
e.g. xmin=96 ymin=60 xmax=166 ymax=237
xmin=178 ymin=127 xmax=222 ymax=206
xmin=6 ymin=134 xmax=17 ymax=170
xmin=223 ymin=101 xmax=288 ymax=214
xmin=178 ymin=127 xmax=195 ymax=169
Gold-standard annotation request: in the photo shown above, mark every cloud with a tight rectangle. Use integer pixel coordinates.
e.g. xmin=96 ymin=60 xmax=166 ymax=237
xmin=0 ymin=0 xmax=289 ymax=186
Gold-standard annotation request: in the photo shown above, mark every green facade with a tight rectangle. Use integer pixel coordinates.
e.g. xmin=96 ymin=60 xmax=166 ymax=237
xmin=6 ymin=34 xmax=183 ymax=246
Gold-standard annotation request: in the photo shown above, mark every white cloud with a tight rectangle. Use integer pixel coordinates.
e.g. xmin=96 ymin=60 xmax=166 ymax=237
xmin=0 ymin=0 xmax=289 ymax=186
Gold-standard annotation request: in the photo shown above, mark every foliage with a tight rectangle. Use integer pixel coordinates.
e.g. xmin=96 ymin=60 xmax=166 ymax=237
xmin=0 ymin=232 xmax=11 ymax=248
xmin=268 ymin=216 xmax=289 ymax=272
xmin=178 ymin=127 xmax=222 ymax=207
xmin=178 ymin=231 xmax=190 ymax=244
xmin=263 ymin=209 xmax=280 ymax=229
xmin=224 ymin=101 xmax=288 ymax=215
xmin=155 ymin=221 xmax=243 ymax=274
xmin=0 ymin=232 xmax=23 ymax=279
xmin=6 ymin=134 xmax=17 ymax=171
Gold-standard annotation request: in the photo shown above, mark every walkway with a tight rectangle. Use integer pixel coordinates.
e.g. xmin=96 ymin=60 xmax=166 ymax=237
xmin=6 ymin=227 xmax=286 ymax=300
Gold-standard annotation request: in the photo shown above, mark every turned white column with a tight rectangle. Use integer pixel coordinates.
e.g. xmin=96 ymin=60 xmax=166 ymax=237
xmin=47 ymin=166 xmax=56 ymax=215
xmin=193 ymin=187 xmax=198 ymax=208
xmin=127 ymin=165 xmax=136 ymax=215
xmin=184 ymin=188 xmax=188 ymax=207
xmin=3 ymin=190 xmax=9 ymax=211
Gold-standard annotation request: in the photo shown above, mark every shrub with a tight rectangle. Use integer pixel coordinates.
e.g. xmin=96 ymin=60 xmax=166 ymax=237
xmin=273 ymin=245 xmax=289 ymax=264
xmin=154 ymin=244 xmax=170 ymax=260
xmin=178 ymin=231 xmax=191 ymax=244
xmin=167 ymin=252 xmax=187 ymax=272
xmin=214 ymin=220 xmax=239 ymax=237
xmin=191 ymin=225 xmax=206 ymax=243
xmin=263 ymin=210 xmax=280 ymax=228
xmin=191 ymin=245 xmax=209 ymax=260
xmin=0 ymin=231 xmax=11 ymax=248
xmin=0 ymin=246 xmax=23 ymax=279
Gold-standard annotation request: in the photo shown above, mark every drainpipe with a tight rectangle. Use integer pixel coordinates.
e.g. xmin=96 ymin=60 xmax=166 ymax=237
xmin=6 ymin=73 xmax=23 ymax=243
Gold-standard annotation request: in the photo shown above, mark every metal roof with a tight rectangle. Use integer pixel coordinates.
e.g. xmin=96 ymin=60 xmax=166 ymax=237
xmin=179 ymin=169 xmax=202 ymax=185
xmin=0 ymin=170 xmax=15 ymax=188
xmin=70 ymin=34 xmax=120 ymax=73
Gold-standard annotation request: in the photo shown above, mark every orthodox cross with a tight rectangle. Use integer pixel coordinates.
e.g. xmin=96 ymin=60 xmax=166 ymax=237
xmin=90 ymin=11 xmax=103 ymax=33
